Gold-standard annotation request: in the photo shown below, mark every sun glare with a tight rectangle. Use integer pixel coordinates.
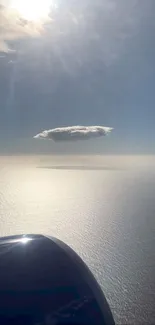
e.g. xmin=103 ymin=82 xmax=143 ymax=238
xmin=11 ymin=0 xmax=52 ymax=21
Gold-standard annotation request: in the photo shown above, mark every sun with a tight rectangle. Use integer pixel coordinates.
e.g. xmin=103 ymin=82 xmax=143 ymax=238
xmin=11 ymin=0 xmax=52 ymax=21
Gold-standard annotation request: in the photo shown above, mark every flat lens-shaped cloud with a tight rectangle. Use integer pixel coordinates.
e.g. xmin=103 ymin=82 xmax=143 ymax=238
xmin=34 ymin=125 xmax=113 ymax=142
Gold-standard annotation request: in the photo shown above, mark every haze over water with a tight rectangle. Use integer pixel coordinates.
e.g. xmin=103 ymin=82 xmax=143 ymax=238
xmin=0 ymin=154 xmax=154 ymax=325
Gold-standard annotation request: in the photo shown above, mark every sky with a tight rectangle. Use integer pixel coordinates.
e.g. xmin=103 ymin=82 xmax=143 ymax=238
xmin=0 ymin=0 xmax=155 ymax=154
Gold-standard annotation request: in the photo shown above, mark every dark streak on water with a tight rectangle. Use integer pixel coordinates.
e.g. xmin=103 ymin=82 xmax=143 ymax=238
xmin=37 ymin=165 xmax=125 ymax=171
xmin=0 ymin=156 xmax=155 ymax=324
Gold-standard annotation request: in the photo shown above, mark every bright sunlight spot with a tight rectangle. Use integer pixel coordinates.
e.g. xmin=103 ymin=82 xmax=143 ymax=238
xmin=20 ymin=237 xmax=32 ymax=244
xmin=11 ymin=0 xmax=52 ymax=21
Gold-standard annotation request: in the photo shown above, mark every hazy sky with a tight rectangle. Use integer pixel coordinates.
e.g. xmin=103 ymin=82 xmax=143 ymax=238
xmin=0 ymin=0 xmax=155 ymax=154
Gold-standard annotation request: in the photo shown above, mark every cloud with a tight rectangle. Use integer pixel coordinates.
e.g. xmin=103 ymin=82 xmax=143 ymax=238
xmin=0 ymin=0 xmax=149 ymax=65
xmin=34 ymin=125 xmax=113 ymax=142
xmin=41 ymin=0 xmax=148 ymax=70
xmin=0 ymin=4 xmax=45 ymax=52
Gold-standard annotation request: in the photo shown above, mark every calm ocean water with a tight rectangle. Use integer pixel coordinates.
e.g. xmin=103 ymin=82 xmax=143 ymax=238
xmin=0 ymin=155 xmax=155 ymax=324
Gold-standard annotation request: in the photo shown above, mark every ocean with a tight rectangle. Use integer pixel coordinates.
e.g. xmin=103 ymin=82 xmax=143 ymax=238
xmin=0 ymin=155 xmax=155 ymax=324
